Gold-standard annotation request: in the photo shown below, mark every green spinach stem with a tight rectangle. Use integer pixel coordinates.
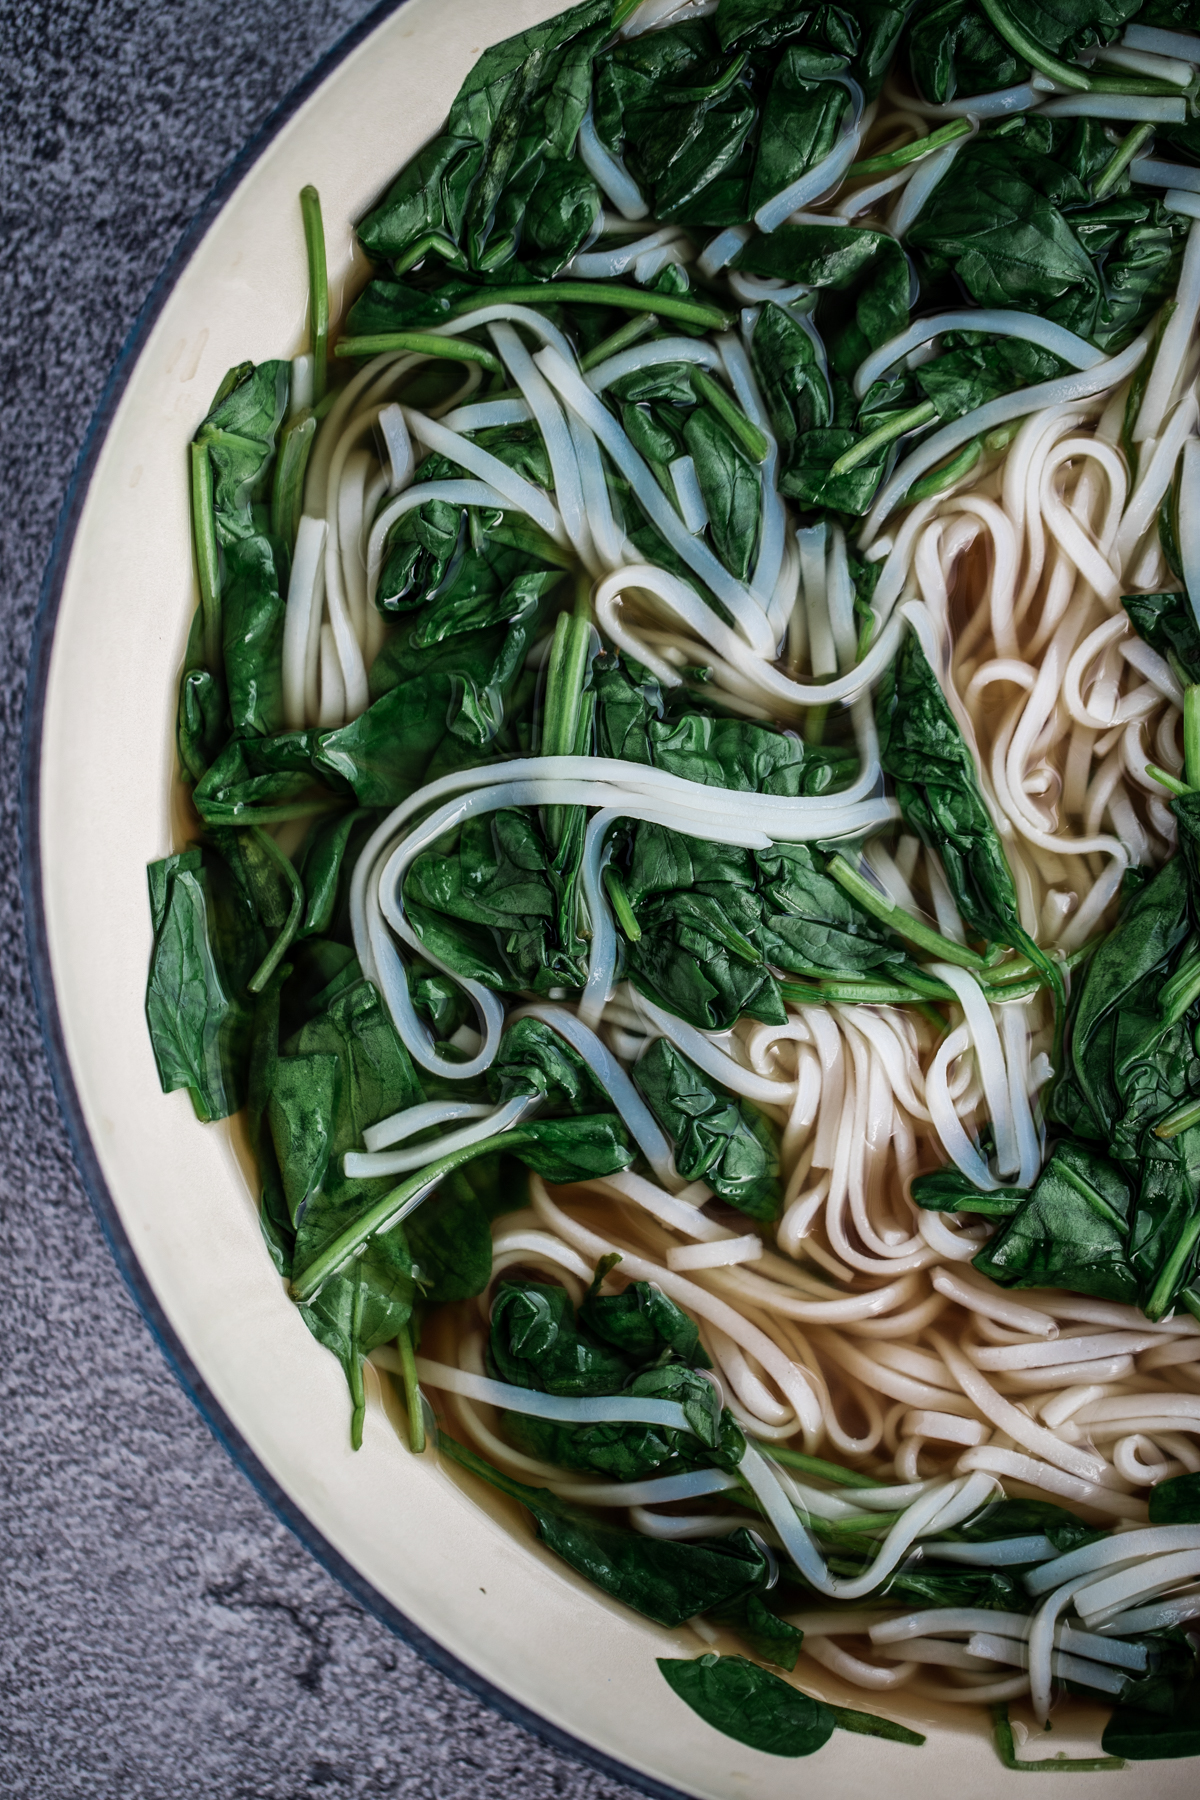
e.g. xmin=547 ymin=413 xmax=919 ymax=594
xmin=189 ymin=441 xmax=221 ymax=671
xmin=1146 ymin=1213 xmax=1200 ymax=1319
xmin=450 ymin=283 xmax=734 ymax=333
xmin=762 ymin=1446 xmax=879 ymax=1488
xmin=830 ymin=401 xmax=937 ymax=477
xmin=247 ymin=829 xmax=305 ymax=995
xmin=830 ymin=1707 xmax=924 ymax=1747
xmin=691 ymin=367 xmax=771 ymax=462
xmin=300 ymin=185 xmax=329 ymax=405
xmin=580 ymin=313 xmax=658 ymax=372
xmin=848 ymin=118 xmax=969 ymax=178
xmin=1184 ymin=687 xmax=1200 ymax=787
xmin=291 ymin=1130 xmax=530 ymax=1303
xmin=906 ymin=437 xmax=982 ymax=504
xmin=603 ymin=864 xmax=642 ymax=940
xmin=975 ymin=0 xmax=1092 ymax=90
xmin=334 ymin=333 xmax=503 ymax=373
xmin=827 ymin=855 xmax=988 ymax=970
xmin=1093 ymin=123 xmax=1154 ymax=200
xmin=1154 ymin=1095 xmax=1200 ymax=1140
xmin=1159 ymin=946 xmax=1200 ymax=1028
xmin=396 ymin=1320 xmax=426 ymax=1454
xmin=270 ymin=413 xmax=317 ymax=551
xmin=1147 ymin=762 xmax=1191 ymax=798
xmin=542 ymin=598 xmax=593 ymax=849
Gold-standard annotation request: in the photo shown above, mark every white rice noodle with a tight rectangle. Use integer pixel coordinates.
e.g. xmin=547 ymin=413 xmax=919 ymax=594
xmin=1131 ymin=156 xmax=1200 ymax=194
xmin=594 ymin=558 xmax=910 ymax=716
xmin=403 ymin=407 xmax=566 ymax=544
xmin=440 ymin=398 xmax=532 ymax=432
xmin=836 ymin=161 xmax=917 ymax=220
xmin=1040 ymin=94 xmax=1187 ymax=122
xmin=860 ymin=331 xmax=1152 ymax=544
xmin=632 ymin=992 xmax=798 ymax=1107
xmin=416 ymin=1357 xmax=698 ymax=1430
xmin=1181 ymin=437 xmax=1200 ymax=626
xmin=619 ymin=0 xmax=718 ymax=38
xmin=888 ymin=136 xmax=966 ymax=236
xmin=509 ymin=1003 xmax=678 ymax=1186
xmin=1134 ymin=218 xmax=1200 ymax=441
xmin=1092 ymin=44 xmax=1194 ymax=84
xmin=727 ymin=272 xmax=812 ymax=305
xmin=754 ymin=82 xmax=865 ymax=232
xmin=590 ymin=1169 xmax=729 ymax=1241
xmin=566 ymin=225 xmax=686 ymax=279
xmin=585 ymin=336 xmax=721 ymax=394
xmin=630 ymin=1508 xmax=749 ymax=1540
xmin=488 ymin=321 xmax=597 ymax=573
xmin=534 ymin=346 xmax=777 ymax=654
xmin=968 ymin=1631 xmax=1126 ymax=1699
xmin=924 ymin=1025 xmax=999 ymax=1191
xmin=931 ymin=1331 xmax=1108 ymax=1483
xmin=430 ymin=303 xmax=577 ymax=367
xmin=531 ymin=1179 xmax=826 ymax=1443
xmin=1093 ymin=1587 xmax=1200 ymax=1636
xmin=282 ymin=515 xmax=327 ymax=729
xmin=952 ymin=1449 xmax=1148 ymax=1523
xmin=885 ymin=78 xmax=1041 ymax=120
xmin=549 ymin=1468 xmax=740 ymax=1507
xmin=670 ymin=455 xmax=709 ymax=533
xmin=1123 ymin=23 xmax=1200 ymax=60
xmin=317 ymin=622 xmax=346 ymax=728
xmin=697 ymin=224 xmax=751 ymax=279
xmin=1116 ymin=390 xmax=1199 ymax=572
xmin=576 ymin=108 xmax=648 ymax=219
xmin=854 ymin=311 xmax=1104 ymax=401
xmin=364 ymin=1098 xmax=494 ymax=1154
xmin=569 ymin=413 xmax=626 ymax=571
xmin=344 ymin=1094 xmax=534 ymax=1178
xmin=667 ymin=1236 xmax=764 ymax=1271
xmin=803 ymin=1637 xmax=917 ymax=1688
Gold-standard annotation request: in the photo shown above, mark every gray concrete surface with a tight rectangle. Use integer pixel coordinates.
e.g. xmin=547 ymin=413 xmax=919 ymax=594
xmin=0 ymin=5 xmax=644 ymax=1794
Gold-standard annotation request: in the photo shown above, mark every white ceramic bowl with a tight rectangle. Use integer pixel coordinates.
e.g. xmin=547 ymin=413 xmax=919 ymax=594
xmin=24 ymin=4 xmax=1194 ymax=1794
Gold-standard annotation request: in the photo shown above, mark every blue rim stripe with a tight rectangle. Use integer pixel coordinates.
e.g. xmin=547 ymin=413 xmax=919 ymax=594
xmin=18 ymin=8 xmax=690 ymax=1795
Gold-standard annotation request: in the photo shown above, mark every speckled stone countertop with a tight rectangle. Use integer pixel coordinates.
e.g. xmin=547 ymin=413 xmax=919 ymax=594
xmin=0 ymin=5 xmax=643 ymax=1794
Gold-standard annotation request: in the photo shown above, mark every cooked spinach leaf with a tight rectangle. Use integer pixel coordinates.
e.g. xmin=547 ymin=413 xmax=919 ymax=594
xmin=957 ymin=1496 xmax=1099 ymax=1552
xmin=356 ymin=1 xmax=610 ymax=278
xmin=145 ymin=846 xmax=260 ymax=1122
xmin=634 ymin=1037 xmax=780 ymax=1220
xmin=1148 ymin=1471 xmax=1200 ymax=1524
xmin=878 ymin=630 xmax=1061 ymax=996
xmin=490 ymin=1278 xmax=634 ymax=1396
xmin=658 ymin=1654 xmax=837 ymax=1756
xmin=973 ymin=1140 xmax=1137 ymax=1304
xmin=1123 ymin=590 xmax=1200 ymax=689
xmin=910 ymin=1166 xmax=1027 ymax=1217
xmin=581 ymin=1276 xmax=711 ymax=1367
xmin=709 ymin=1594 xmax=805 ymax=1671
xmin=441 ymin=1434 xmax=771 ymax=1629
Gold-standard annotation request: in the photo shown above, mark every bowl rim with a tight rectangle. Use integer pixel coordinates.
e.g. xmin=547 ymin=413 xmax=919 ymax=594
xmin=17 ymin=10 xmax=688 ymax=1794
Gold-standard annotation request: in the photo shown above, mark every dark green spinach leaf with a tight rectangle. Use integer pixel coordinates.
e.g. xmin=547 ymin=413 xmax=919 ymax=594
xmin=635 ymin=1037 xmax=780 ymax=1220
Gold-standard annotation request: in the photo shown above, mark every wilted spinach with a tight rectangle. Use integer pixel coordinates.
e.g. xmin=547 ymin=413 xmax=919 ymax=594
xmin=658 ymin=1654 xmax=923 ymax=1754
xmin=441 ymin=1434 xmax=771 ymax=1629
xmin=634 ymin=1037 xmax=780 ymax=1220
xmin=878 ymin=630 xmax=1062 ymax=999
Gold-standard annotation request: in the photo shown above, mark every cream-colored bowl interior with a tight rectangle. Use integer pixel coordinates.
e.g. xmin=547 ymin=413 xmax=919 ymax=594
xmin=35 ymin=2 xmax=1192 ymax=1793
